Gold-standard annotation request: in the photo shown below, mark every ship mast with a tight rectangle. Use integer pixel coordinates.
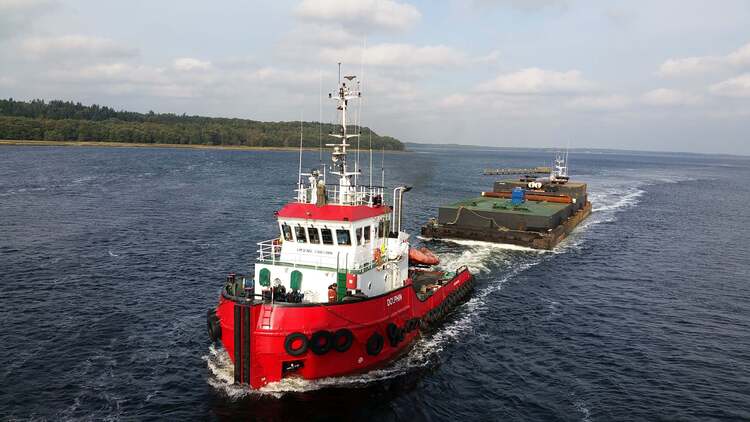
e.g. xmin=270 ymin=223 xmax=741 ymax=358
xmin=550 ymin=150 xmax=569 ymax=183
xmin=327 ymin=63 xmax=361 ymax=205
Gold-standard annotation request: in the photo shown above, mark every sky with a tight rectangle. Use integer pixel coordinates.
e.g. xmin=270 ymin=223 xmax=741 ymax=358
xmin=1 ymin=0 xmax=750 ymax=155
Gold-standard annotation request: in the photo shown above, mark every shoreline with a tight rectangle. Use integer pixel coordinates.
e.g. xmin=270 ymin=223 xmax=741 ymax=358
xmin=0 ymin=139 xmax=408 ymax=153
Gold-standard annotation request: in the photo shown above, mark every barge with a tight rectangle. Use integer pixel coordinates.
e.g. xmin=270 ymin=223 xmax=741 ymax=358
xmin=421 ymin=154 xmax=592 ymax=250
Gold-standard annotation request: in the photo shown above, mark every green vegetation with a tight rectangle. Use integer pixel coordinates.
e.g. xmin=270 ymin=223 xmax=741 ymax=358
xmin=0 ymin=98 xmax=404 ymax=150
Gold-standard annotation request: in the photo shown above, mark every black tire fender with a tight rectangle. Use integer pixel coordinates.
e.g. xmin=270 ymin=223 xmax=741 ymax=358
xmin=386 ymin=323 xmax=399 ymax=346
xmin=284 ymin=332 xmax=309 ymax=357
xmin=366 ymin=332 xmax=384 ymax=356
xmin=207 ymin=309 xmax=221 ymax=342
xmin=310 ymin=330 xmax=333 ymax=355
xmin=332 ymin=328 xmax=354 ymax=353
xmin=397 ymin=327 xmax=405 ymax=342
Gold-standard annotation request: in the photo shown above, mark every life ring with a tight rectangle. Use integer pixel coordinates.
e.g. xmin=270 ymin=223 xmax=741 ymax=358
xmin=310 ymin=330 xmax=333 ymax=355
xmin=366 ymin=332 xmax=384 ymax=356
xmin=284 ymin=332 xmax=308 ymax=356
xmin=332 ymin=328 xmax=353 ymax=353
xmin=373 ymin=248 xmax=382 ymax=265
xmin=386 ymin=323 xmax=399 ymax=346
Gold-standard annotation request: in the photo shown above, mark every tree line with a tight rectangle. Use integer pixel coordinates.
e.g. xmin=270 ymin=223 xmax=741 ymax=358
xmin=0 ymin=98 xmax=405 ymax=150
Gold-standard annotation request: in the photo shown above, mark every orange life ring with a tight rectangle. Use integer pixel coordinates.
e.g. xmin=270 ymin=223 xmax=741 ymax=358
xmin=373 ymin=248 xmax=382 ymax=264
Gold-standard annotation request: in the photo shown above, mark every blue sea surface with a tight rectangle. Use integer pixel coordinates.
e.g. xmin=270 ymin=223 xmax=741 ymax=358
xmin=1 ymin=145 xmax=749 ymax=421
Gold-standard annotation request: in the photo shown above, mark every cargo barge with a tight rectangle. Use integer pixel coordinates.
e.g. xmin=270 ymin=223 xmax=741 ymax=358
xmin=421 ymin=154 xmax=591 ymax=250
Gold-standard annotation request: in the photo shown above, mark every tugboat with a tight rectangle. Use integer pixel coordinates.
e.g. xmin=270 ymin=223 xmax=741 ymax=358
xmin=207 ymin=70 xmax=474 ymax=390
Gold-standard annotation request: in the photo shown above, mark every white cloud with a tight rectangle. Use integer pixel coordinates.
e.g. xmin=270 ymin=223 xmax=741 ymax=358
xmin=657 ymin=56 xmax=724 ymax=77
xmin=474 ymin=49 xmax=502 ymax=64
xmin=174 ymin=57 xmax=212 ymax=71
xmin=47 ymin=63 xmax=206 ymax=97
xmin=565 ymin=94 xmax=631 ymax=110
xmin=321 ymin=43 xmax=465 ymax=67
xmin=659 ymin=41 xmax=750 ymax=77
xmin=57 ymin=63 xmax=167 ymax=84
xmin=727 ymin=43 xmax=750 ymax=67
xmin=709 ymin=74 xmax=750 ymax=98
xmin=20 ymin=35 xmax=137 ymax=59
xmin=294 ymin=0 xmax=420 ymax=31
xmin=641 ymin=88 xmax=702 ymax=106
xmin=477 ymin=67 xmax=596 ymax=95
xmin=243 ymin=66 xmax=325 ymax=86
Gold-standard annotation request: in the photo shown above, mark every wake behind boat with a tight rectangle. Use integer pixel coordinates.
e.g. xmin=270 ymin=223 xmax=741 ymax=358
xmin=206 ymin=67 xmax=474 ymax=390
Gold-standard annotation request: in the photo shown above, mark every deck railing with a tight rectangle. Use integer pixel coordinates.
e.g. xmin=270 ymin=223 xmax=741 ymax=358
xmin=295 ymin=184 xmax=386 ymax=207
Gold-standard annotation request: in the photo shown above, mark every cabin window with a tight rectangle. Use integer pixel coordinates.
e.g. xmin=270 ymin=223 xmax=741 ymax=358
xmin=336 ymin=229 xmax=351 ymax=246
xmin=378 ymin=220 xmax=390 ymax=238
xmin=356 ymin=227 xmax=363 ymax=245
xmin=307 ymin=227 xmax=320 ymax=244
xmin=295 ymin=225 xmax=307 ymax=243
xmin=363 ymin=226 xmax=371 ymax=243
xmin=281 ymin=223 xmax=293 ymax=241
xmin=321 ymin=228 xmax=334 ymax=245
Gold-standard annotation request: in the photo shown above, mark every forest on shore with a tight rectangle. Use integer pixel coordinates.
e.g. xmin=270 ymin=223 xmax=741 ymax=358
xmin=0 ymin=98 xmax=404 ymax=150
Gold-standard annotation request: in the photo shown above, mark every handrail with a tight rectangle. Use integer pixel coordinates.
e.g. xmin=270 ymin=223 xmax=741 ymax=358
xmin=295 ymin=184 xmax=387 ymax=206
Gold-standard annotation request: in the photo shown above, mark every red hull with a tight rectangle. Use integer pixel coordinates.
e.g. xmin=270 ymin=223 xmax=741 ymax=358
xmin=210 ymin=267 xmax=474 ymax=389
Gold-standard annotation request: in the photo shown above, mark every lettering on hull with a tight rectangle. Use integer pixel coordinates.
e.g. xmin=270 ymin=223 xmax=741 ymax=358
xmin=386 ymin=294 xmax=403 ymax=307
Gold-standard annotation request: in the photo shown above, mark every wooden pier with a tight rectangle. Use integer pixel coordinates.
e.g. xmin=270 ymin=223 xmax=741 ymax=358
xmin=483 ymin=166 xmax=551 ymax=175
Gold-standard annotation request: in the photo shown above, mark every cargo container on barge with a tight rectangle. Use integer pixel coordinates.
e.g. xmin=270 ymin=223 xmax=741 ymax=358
xmin=421 ymin=154 xmax=592 ymax=250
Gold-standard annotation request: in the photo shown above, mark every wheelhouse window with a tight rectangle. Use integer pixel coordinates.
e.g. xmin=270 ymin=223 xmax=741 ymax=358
xmin=356 ymin=227 xmax=363 ymax=246
xmin=307 ymin=227 xmax=320 ymax=244
xmin=336 ymin=229 xmax=351 ymax=246
xmin=363 ymin=226 xmax=371 ymax=243
xmin=281 ymin=223 xmax=293 ymax=241
xmin=295 ymin=225 xmax=307 ymax=243
xmin=321 ymin=228 xmax=334 ymax=245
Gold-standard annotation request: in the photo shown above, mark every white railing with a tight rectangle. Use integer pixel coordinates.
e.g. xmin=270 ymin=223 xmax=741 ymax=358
xmin=295 ymin=184 xmax=386 ymax=207
xmin=257 ymin=239 xmax=282 ymax=263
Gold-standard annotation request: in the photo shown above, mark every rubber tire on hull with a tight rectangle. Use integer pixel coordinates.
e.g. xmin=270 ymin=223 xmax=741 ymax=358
xmin=333 ymin=328 xmax=354 ymax=353
xmin=310 ymin=330 xmax=333 ymax=355
xmin=207 ymin=309 xmax=221 ymax=343
xmin=386 ymin=323 xmax=399 ymax=347
xmin=366 ymin=332 xmax=384 ymax=356
xmin=397 ymin=328 xmax=405 ymax=342
xmin=285 ymin=332 xmax=309 ymax=357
